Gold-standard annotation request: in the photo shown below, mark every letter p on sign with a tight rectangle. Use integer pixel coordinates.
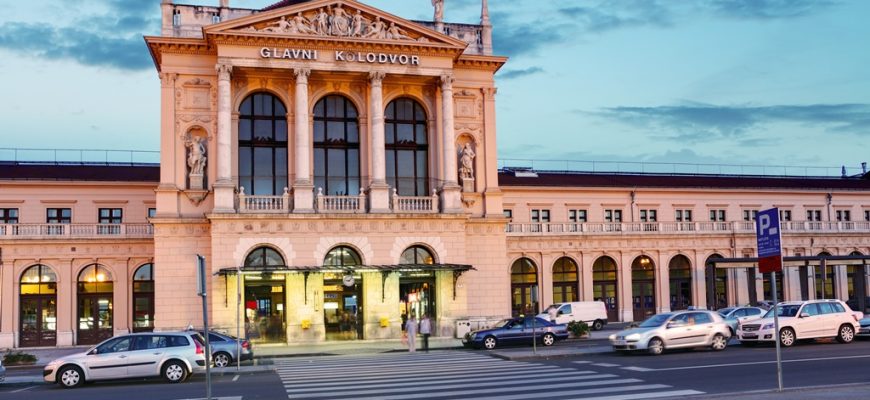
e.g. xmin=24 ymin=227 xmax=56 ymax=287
xmin=756 ymin=208 xmax=782 ymax=273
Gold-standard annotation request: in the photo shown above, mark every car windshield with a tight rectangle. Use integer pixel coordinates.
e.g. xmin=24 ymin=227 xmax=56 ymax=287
xmin=496 ymin=319 xmax=514 ymax=328
xmin=639 ymin=313 xmax=673 ymax=328
xmin=717 ymin=308 xmax=735 ymax=317
xmin=763 ymin=304 xmax=801 ymax=318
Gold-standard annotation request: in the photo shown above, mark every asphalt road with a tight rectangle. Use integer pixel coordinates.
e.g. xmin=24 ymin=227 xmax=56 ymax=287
xmin=542 ymin=337 xmax=870 ymax=395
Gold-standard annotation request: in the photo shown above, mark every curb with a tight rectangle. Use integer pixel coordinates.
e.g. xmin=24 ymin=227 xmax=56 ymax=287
xmin=489 ymin=346 xmax=613 ymax=361
xmin=683 ymin=381 xmax=870 ymax=399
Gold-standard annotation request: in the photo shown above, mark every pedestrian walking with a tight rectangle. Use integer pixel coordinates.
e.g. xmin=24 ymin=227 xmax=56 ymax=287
xmin=404 ymin=314 xmax=418 ymax=352
xmin=419 ymin=314 xmax=431 ymax=352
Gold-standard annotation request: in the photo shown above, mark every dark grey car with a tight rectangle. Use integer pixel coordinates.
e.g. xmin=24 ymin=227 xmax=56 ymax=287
xmin=198 ymin=331 xmax=254 ymax=368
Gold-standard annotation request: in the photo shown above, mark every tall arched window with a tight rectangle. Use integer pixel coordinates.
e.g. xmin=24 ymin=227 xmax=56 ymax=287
xmin=77 ymin=264 xmax=114 ymax=345
xmin=324 ymin=246 xmax=362 ymax=267
xmin=244 ymin=247 xmax=285 ymax=268
xmin=314 ymin=95 xmax=360 ymax=196
xmin=552 ymin=257 xmax=578 ymax=303
xmin=669 ymin=255 xmax=692 ymax=310
xmin=19 ymin=265 xmax=57 ymax=347
xmin=385 ymin=98 xmax=429 ymax=196
xmin=400 ymin=246 xmax=435 ymax=264
xmin=632 ymin=256 xmax=656 ymax=321
xmin=132 ymin=264 xmax=154 ymax=332
xmin=705 ymin=254 xmax=728 ymax=309
xmin=593 ymin=256 xmax=619 ymax=322
xmin=238 ymin=92 xmax=288 ymax=195
xmin=510 ymin=258 xmax=538 ymax=317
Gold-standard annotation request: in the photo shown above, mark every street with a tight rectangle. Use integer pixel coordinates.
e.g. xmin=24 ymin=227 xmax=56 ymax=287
xmin=2 ymin=339 xmax=869 ymax=399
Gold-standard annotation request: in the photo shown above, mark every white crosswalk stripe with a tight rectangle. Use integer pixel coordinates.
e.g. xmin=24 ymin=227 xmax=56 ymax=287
xmin=273 ymin=351 xmax=704 ymax=400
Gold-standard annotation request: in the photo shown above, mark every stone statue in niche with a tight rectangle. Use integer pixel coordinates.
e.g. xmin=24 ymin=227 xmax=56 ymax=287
xmin=185 ymin=134 xmax=207 ymax=190
xmin=432 ymin=0 xmax=444 ymax=22
xmin=459 ymin=142 xmax=475 ymax=193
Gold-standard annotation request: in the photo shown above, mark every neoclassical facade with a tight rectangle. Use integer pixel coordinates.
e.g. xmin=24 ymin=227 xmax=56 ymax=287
xmin=1 ymin=0 xmax=869 ymax=348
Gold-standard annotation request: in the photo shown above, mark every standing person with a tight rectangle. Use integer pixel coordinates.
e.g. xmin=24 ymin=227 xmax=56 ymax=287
xmin=404 ymin=314 xmax=418 ymax=352
xmin=419 ymin=314 xmax=432 ymax=353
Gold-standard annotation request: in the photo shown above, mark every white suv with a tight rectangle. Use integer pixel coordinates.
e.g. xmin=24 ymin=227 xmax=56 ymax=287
xmin=737 ymin=299 xmax=862 ymax=347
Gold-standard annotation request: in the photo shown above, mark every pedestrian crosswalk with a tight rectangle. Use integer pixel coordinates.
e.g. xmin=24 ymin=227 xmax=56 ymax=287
xmin=273 ymin=351 xmax=704 ymax=400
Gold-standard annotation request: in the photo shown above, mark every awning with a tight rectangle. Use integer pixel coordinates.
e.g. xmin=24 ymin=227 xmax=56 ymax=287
xmin=216 ymin=263 xmax=475 ymax=276
xmin=712 ymin=255 xmax=870 ymax=269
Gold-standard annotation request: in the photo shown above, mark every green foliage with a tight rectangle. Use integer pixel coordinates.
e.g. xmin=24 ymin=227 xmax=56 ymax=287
xmin=567 ymin=320 xmax=589 ymax=337
xmin=3 ymin=350 xmax=37 ymax=365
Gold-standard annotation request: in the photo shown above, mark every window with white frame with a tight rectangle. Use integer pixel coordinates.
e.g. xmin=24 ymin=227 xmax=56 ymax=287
xmin=531 ymin=209 xmax=550 ymax=222
xmin=807 ymin=210 xmax=822 ymax=221
xmin=709 ymin=209 xmax=726 ymax=221
xmin=675 ymin=209 xmax=693 ymax=222
xmin=779 ymin=210 xmax=792 ymax=222
xmin=568 ymin=209 xmax=587 ymax=223
xmin=743 ymin=209 xmax=759 ymax=222
xmin=639 ymin=209 xmax=657 ymax=222
xmin=605 ymin=209 xmax=623 ymax=222
xmin=836 ymin=210 xmax=851 ymax=221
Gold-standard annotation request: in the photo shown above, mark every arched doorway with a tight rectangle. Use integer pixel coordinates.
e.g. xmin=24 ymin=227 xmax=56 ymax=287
xmin=847 ymin=251 xmax=867 ymax=312
xmin=323 ymin=246 xmax=364 ymax=340
xmin=816 ymin=251 xmax=835 ymax=299
xmin=632 ymin=255 xmax=656 ymax=321
xmin=552 ymin=257 xmax=578 ymax=303
xmin=510 ymin=258 xmax=538 ymax=317
xmin=19 ymin=265 xmax=57 ymax=347
xmin=243 ymin=247 xmax=287 ymax=343
xmin=132 ymin=263 xmax=154 ymax=332
xmin=705 ymin=254 xmax=728 ymax=310
xmin=669 ymin=255 xmax=692 ymax=310
xmin=77 ymin=264 xmax=114 ymax=345
xmin=592 ymin=256 xmax=619 ymax=322
xmin=399 ymin=246 xmax=436 ymax=328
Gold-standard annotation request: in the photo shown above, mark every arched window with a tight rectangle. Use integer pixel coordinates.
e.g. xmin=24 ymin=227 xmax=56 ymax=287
xmin=669 ymin=255 xmax=692 ymax=310
xmin=314 ymin=95 xmax=360 ymax=196
xmin=324 ymin=246 xmax=362 ymax=267
xmin=631 ymin=256 xmax=656 ymax=321
xmin=705 ymin=254 xmax=728 ymax=309
xmin=77 ymin=264 xmax=114 ymax=345
xmin=593 ymin=256 xmax=619 ymax=322
xmin=19 ymin=265 xmax=57 ymax=347
xmin=244 ymin=247 xmax=285 ymax=268
xmin=552 ymin=257 xmax=578 ymax=303
xmin=132 ymin=264 xmax=154 ymax=332
xmin=510 ymin=258 xmax=538 ymax=317
xmin=400 ymin=246 xmax=435 ymax=264
xmin=238 ymin=92 xmax=288 ymax=195
xmin=385 ymin=98 xmax=429 ymax=196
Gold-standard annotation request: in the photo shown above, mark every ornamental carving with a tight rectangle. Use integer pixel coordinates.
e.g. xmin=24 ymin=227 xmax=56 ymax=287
xmin=239 ymin=5 xmax=429 ymax=43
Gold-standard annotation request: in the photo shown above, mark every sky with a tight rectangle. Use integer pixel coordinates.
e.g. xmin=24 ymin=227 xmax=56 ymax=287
xmin=0 ymin=0 xmax=868 ymax=175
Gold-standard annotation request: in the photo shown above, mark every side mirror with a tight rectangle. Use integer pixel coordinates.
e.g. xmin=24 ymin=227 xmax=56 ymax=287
xmin=88 ymin=348 xmax=98 ymax=355
xmin=800 ymin=312 xmax=810 ymax=318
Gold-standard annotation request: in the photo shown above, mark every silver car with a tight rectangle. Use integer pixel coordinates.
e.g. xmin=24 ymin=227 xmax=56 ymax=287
xmin=609 ymin=310 xmax=731 ymax=355
xmin=43 ymin=332 xmax=207 ymax=388
xmin=198 ymin=330 xmax=254 ymax=368
xmin=719 ymin=307 xmax=766 ymax=336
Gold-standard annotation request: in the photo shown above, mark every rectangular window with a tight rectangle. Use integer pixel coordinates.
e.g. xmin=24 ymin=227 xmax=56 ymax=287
xmin=807 ymin=210 xmax=822 ymax=221
xmin=710 ymin=209 xmax=726 ymax=222
xmin=743 ymin=210 xmax=758 ymax=222
xmin=568 ymin=209 xmax=587 ymax=223
xmin=503 ymin=209 xmax=512 ymax=221
xmin=779 ymin=210 xmax=792 ymax=222
xmin=836 ymin=210 xmax=851 ymax=221
xmin=675 ymin=209 xmax=693 ymax=222
xmin=865 ymin=210 xmax=870 ymax=222
xmin=99 ymin=208 xmax=123 ymax=224
xmin=639 ymin=209 xmax=657 ymax=222
xmin=605 ymin=209 xmax=623 ymax=222
xmin=531 ymin=209 xmax=550 ymax=223
xmin=148 ymin=208 xmax=157 ymax=219
xmin=0 ymin=208 xmax=19 ymax=224
xmin=46 ymin=208 xmax=72 ymax=224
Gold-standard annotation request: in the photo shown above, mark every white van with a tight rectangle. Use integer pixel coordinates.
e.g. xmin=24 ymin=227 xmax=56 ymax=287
xmin=538 ymin=301 xmax=609 ymax=330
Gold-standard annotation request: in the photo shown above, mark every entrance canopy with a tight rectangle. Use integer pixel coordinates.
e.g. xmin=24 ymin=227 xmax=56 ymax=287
xmin=217 ymin=263 xmax=475 ymax=275
xmin=711 ymin=255 xmax=870 ymax=269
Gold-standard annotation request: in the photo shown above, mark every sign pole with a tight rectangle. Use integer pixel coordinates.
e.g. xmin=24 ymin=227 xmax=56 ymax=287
xmin=755 ymin=208 xmax=784 ymax=392
xmin=236 ymin=266 xmax=241 ymax=371
xmin=772 ymin=272 xmax=783 ymax=391
xmin=197 ymin=255 xmax=212 ymax=400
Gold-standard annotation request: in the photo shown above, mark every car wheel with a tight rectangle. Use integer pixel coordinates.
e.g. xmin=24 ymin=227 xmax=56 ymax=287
xmin=214 ymin=352 xmax=232 ymax=368
xmin=163 ymin=360 xmax=189 ymax=383
xmin=542 ymin=333 xmax=556 ymax=346
xmin=647 ymin=337 xmax=664 ymax=355
xmin=836 ymin=325 xmax=855 ymax=344
xmin=711 ymin=334 xmax=728 ymax=351
xmin=483 ymin=336 xmax=498 ymax=350
xmin=779 ymin=328 xmax=796 ymax=347
xmin=593 ymin=320 xmax=604 ymax=331
xmin=58 ymin=365 xmax=85 ymax=389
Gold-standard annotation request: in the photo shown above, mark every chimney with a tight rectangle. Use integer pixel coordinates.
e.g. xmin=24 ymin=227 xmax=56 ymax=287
xmin=863 ymin=162 xmax=867 ymax=174
xmin=480 ymin=0 xmax=493 ymax=55
xmin=161 ymin=0 xmax=174 ymax=37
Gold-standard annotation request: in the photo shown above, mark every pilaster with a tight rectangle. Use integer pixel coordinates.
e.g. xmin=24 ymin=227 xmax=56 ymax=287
xmin=440 ymin=74 xmax=462 ymax=212
xmin=293 ymin=68 xmax=315 ymax=213
xmin=368 ymin=71 xmax=390 ymax=213
xmin=213 ymin=63 xmax=235 ymax=213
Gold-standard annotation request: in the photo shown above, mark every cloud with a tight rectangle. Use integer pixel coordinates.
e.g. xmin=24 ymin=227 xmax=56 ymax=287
xmin=0 ymin=1 xmax=159 ymax=71
xmin=498 ymin=66 xmax=544 ymax=80
xmin=703 ymin=0 xmax=837 ymax=20
xmin=594 ymin=103 xmax=870 ymax=142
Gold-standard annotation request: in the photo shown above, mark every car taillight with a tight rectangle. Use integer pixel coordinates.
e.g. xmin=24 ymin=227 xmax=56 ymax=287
xmin=241 ymin=340 xmax=250 ymax=350
xmin=195 ymin=338 xmax=204 ymax=355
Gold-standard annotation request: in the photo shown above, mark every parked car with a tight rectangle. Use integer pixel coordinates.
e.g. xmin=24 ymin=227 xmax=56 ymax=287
xmin=197 ymin=330 xmax=254 ymax=368
xmin=737 ymin=299 xmax=862 ymax=347
xmin=609 ymin=310 xmax=731 ymax=355
xmin=719 ymin=307 xmax=766 ymax=336
xmin=1 ymin=357 xmax=5 ymax=383
xmin=537 ymin=301 xmax=609 ymax=330
xmin=43 ymin=332 xmax=207 ymax=388
xmin=855 ymin=316 xmax=870 ymax=338
xmin=463 ymin=317 xmax=569 ymax=350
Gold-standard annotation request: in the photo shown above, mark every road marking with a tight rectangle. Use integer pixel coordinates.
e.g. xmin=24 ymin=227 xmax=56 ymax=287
xmin=232 ymin=374 xmax=240 ymax=382
xmin=628 ymin=354 xmax=870 ymax=372
xmin=287 ymin=373 xmax=616 ymax=394
xmin=592 ymin=363 xmax=620 ymax=367
xmin=573 ymin=360 xmax=593 ymax=364
xmin=582 ymin=389 xmax=706 ymax=400
xmin=445 ymin=384 xmax=675 ymax=400
xmin=622 ymin=366 xmax=654 ymax=372
xmin=10 ymin=386 xmax=36 ymax=393
xmin=283 ymin=369 xmax=591 ymax=390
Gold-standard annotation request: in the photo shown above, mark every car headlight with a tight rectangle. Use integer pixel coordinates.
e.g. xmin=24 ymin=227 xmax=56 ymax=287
xmin=625 ymin=333 xmax=641 ymax=341
xmin=762 ymin=323 xmax=775 ymax=330
xmin=608 ymin=334 xmax=616 ymax=341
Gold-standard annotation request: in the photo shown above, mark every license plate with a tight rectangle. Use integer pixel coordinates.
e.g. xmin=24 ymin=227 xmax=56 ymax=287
xmin=742 ymin=333 xmax=757 ymax=339
xmin=613 ymin=340 xmax=626 ymax=346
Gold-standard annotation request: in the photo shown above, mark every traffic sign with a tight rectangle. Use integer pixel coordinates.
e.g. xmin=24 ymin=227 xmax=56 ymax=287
xmin=755 ymin=208 xmax=783 ymax=273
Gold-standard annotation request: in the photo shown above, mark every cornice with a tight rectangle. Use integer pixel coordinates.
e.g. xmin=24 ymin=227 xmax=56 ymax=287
xmin=208 ymin=33 xmax=465 ymax=59
xmin=456 ymin=55 xmax=508 ymax=72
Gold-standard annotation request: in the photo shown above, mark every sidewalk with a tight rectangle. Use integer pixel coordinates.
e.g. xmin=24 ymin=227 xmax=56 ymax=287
xmin=688 ymin=383 xmax=870 ymax=399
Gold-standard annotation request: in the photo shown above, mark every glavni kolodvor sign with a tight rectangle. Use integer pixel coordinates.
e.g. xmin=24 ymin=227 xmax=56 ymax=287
xmin=260 ymin=47 xmax=420 ymax=66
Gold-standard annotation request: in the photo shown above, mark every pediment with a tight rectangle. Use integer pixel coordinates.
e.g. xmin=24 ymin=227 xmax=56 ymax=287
xmin=205 ymin=0 xmax=467 ymax=49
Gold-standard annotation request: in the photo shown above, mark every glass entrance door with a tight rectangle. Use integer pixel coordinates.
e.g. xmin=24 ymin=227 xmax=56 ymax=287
xmin=20 ymin=295 xmax=57 ymax=347
xmin=632 ymin=281 xmax=655 ymax=321
xmin=244 ymin=280 xmax=286 ymax=344
xmin=400 ymin=273 xmax=435 ymax=327
xmin=593 ymin=282 xmax=619 ymax=322
xmin=323 ymin=273 xmax=363 ymax=340
xmin=78 ymin=295 xmax=113 ymax=345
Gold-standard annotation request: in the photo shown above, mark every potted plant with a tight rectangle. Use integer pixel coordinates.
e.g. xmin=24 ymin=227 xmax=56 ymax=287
xmin=3 ymin=350 xmax=37 ymax=366
xmin=567 ymin=320 xmax=590 ymax=339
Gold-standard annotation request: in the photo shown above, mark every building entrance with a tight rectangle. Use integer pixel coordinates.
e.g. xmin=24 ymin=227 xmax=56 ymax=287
xmin=323 ymin=273 xmax=363 ymax=340
xmin=400 ymin=271 xmax=435 ymax=325
xmin=20 ymin=296 xmax=57 ymax=347
xmin=244 ymin=278 xmax=286 ymax=344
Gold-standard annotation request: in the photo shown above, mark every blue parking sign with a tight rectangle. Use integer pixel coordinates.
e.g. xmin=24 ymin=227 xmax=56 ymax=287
xmin=755 ymin=208 xmax=782 ymax=273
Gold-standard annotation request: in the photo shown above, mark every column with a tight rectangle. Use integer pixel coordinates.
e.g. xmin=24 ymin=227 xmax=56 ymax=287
xmin=481 ymin=87 xmax=503 ymax=218
xmin=440 ymin=74 xmax=462 ymax=212
xmin=155 ymin=72 xmax=179 ymax=217
xmin=213 ymin=63 xmax=236 ymax=213
xmin=0 ymin=258 xmax=14 ymax=348
xmin=368 ymin=71 xmax=390 ymax=213
xmin=292 ymin=68 xmax=315 ymax=213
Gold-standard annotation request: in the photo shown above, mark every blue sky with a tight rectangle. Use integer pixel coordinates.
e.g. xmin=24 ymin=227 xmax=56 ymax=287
xmin=1 ymin=0 xmax=868 ymax=174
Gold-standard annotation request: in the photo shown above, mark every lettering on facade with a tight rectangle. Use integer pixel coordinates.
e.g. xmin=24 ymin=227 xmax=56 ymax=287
xmin=259 ymin=47 xmax=420 ymax=66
